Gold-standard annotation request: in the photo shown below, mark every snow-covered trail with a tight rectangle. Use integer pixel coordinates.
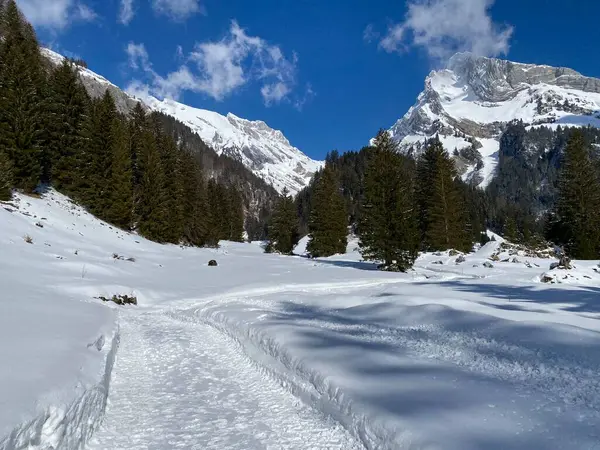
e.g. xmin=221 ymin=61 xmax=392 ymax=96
xmin=87 ymin=309 xmax=362 ymax=450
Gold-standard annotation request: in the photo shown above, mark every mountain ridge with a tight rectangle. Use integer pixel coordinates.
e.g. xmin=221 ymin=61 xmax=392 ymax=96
xmin=387 ymin=52 xmax=600 ymax=186
xmin=41 ymin=48 xmax=322 ymax=196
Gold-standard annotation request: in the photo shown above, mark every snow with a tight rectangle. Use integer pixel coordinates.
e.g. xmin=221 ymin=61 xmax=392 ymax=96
xmin=2 ymin=190 xmax=600 ymax=449
xmin=130 ymin=95 xmax=323 ymax=195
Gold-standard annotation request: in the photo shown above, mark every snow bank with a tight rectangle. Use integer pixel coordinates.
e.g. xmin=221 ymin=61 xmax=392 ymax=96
xmin=0 ymin=192 xmax=121 ymax=449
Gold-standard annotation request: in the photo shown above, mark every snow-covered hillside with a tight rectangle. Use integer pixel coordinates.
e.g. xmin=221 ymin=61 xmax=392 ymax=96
xmin=389 ymin=52 xmax=600 ymax=186
xmin=2 ymin=190 xmax=600 ymax=449
xmin=41 ymin=48 xmax=322 ymax=196
xmin=139 ymin=95 xmax=323 ymax=195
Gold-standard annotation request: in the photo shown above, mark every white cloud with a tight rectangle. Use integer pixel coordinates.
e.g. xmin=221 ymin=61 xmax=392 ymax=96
xmin=126 ymin=42 xmax=151 ymax=71
xmin=126 ymin=20 xmax=303 ymax=107
xmin=16 ymin=0 xmax=97 ymax=30
xmin=152 ymin=0 xmax=205 ymax=21
xmin=119 ymin=0 xmax=135 ymax=25
xmin=261 ymin=82 xmax=291 ymax=107
xmin=375 ymin=0 xmax=513 ymax=61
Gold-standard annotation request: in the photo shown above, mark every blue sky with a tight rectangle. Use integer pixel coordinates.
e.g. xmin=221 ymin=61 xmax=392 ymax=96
xmin=17 ymin=0 xmax=600 ymax=160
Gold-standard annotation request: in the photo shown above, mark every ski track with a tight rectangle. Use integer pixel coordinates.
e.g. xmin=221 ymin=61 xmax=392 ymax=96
xmin=88 ymin=310 xmax=362 ymax=450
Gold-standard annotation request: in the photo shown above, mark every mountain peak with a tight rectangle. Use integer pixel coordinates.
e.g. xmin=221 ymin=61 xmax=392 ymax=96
xmin=387 ymin=56 xmax=600 ymax=187
xmin=139 ymin=95 xmax=322 ymax=195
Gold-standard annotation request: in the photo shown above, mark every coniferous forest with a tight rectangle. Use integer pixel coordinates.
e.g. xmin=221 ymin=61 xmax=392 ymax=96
xmin=0 ymin=0 xmax=248 ymax=246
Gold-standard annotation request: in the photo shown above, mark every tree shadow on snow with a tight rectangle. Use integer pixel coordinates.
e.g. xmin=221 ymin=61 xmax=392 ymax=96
xmin=430 ymin=280 xmax=600 ymax=315
xmin=310 ymin=258 xmax=381 ymax=271
xmin=269 ymin=298 xmax=600 ymax=450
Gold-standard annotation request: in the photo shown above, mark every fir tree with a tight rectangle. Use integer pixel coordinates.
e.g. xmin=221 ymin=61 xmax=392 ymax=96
xmin=136 ymin=125 xmax=170 ymax=242
xmin=226 ymin=186 xmax=245 ymax=242
xmin=179 ymin=147 xmax=210 ymax=246
xmin=554 ymin=130 xmax=600 ymax=259
xmin=267 ymin=188 xmax=299 ymax=254
xmin=205 ymin=179 xmax=223 ymax=247
xmin=417 ymin=139 xmax=470 ymax=252
xmin=0 ymin=149 xmax=13 ymax=201
xmin=359 ymin=130 xmax=418 ymax=271
xmin=78 ymin=92 xmax=118 ymax=215
xmin=151 ymin=115 xmax=183 ymax=243
xmin=0 ymin=0 xmax=48 ymax=191
xmin=47 ymin=60 xmax=90 ymax=192
xmin=105 ymin=118 xmax=133 ymax=229
xmin=307 ymin=165 xmax=347 ymax=257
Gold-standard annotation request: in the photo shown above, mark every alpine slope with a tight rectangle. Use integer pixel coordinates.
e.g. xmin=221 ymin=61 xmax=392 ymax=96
xmin=1 ymin=190 xmax=600 ymax=450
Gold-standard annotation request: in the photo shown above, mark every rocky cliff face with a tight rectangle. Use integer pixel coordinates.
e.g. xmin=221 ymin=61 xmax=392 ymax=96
xmin=388 ymin=53 xmax=600 ymax=187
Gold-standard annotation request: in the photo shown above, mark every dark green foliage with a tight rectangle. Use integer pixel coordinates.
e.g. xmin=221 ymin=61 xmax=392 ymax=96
xmin=552 ymin=130 xmax=600 ymax=259
xmin=136 ymin=123 xmax=170 ymax=242
xmin=0 ymin=2 xmax=257 ymax=248
xmin=0 ymin=150 xmax=13 ymax=201
xmin=225 ymin=187 xmax=245 ymax=242
xmin=267 ymin=188 xmax=299 ymax=254
xmin=307 ymin=164 xmax=347 ymax=257
xmin=47 ymin=60 xmax=90 ymax=192
xmin=417 ymin=139 xmax=470 ymax=252
xmin=151 ymin=114 xmax=183 ymax=242
xmin=0 ymin=0 xmax=47 ymax=191
xmin=105 ymin=118 xmax=133 ymax=229
xmin=359 ymin=130 xmax=418 ymax=271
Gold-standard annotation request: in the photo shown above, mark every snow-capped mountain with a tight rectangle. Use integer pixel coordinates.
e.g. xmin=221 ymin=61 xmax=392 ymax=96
xmin=388 ymin=53 xmax=600 ymax=186
xmin=41 ymin=48 xmax=322 ymax=195
xmin=138 ymin=96 xmax=323 ymax=195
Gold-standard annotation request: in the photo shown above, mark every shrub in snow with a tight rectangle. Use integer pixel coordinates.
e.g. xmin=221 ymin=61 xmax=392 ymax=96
xmin=98 ymin=294 xmax=137 ymax=306
xmin=449 ymin=249 xmax=459 ymax=256
xmin=23 ymin=234 xmax=33 ymax=244
xmin=208 ymin=260 xmax=218 ymax=267
xmin=455 ymin=255 xmax=466 ymax=264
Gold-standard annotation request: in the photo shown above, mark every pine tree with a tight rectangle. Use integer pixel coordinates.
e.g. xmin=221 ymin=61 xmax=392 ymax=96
xmin=503 ymin=215 xmax=518 ymax=242
xmin=226 ymin=186 xmax=245 ymax=242
xmin=267 ymin=188 xmax=299 ymax=254
xmin=78 ymin=92 xmax=118 ymax=215
xmin=151 ymin=115 xmax=183 ymax=243
xmin=307 ymin=165 xmax=347 ymax=257
xmin=0 ymin=149 xmax=13 ymax=201
xmin=179 ymin=147 xmax=210 ymax=246
xmin=205 ymin=179 xmax=222 ymax=247
xmin=359 ymin=130 xmax=418 ymax=271
xmin=417 ymin=139 xmax=470 ymax=252
xmin=0 ymin=0 xmax=48 ymax=191
xmin=136 ymin=125 xmax=170 ymax=242
xmin=554 ymin=129 xmax=600 ymax=259
xmin=47 ymin=60 xmax=90 ymax=192
xmin=105 ymin=118 xmax=133 ymax=229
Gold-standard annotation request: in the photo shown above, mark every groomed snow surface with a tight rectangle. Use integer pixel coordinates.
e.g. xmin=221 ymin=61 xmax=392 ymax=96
xmin=2 ymin=190 xmax=600 ymax=449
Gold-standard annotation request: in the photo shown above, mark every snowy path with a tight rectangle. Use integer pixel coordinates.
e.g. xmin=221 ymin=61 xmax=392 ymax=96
xmin=88 ymin=310 xmax=362 ymax=450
